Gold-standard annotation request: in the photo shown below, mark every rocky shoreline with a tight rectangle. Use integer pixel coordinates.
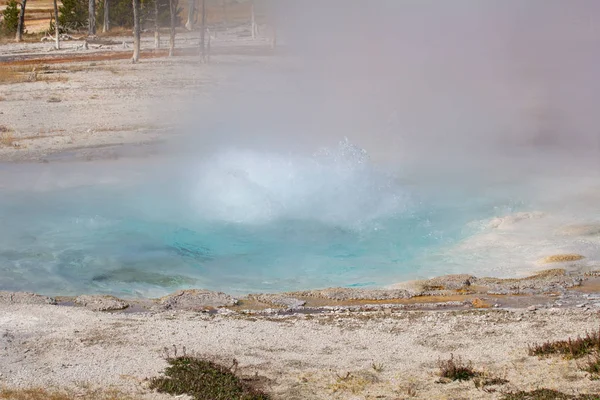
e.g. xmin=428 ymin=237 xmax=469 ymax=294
xmin=3 ymin=267 xmax=598 ymax=316
xmin=2 ymin=269 xmax=600 ymax=400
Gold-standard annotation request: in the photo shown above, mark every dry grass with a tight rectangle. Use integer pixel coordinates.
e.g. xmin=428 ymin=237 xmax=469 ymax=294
xmin=501 ymin=389 xmax=600 ymax=400
xmin=0 ymin=126 xmax=15 ymax=147
xmin=529 ymin=329 xmax=600 ymax=359
xmin=399 ymin=380 xmax=419 ymax=398
xmin=583 ymin=354 xmax=600 ymax=378
xmin=328 ymin=371 xmax=378 ymax=395
xmin=0 ymin=64 xmax=70 ymax=84
xmin=437 ymin=354 xmax=479 ymax=382
xmin=473 ymin=374 xmax=510 ymax=393
xmin=0 ymin=68 xmax=23 ymax=84
xmin=0 ymin=387 xmax=136 ymax=400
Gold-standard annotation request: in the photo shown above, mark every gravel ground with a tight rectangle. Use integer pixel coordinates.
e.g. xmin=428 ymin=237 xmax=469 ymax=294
xmin=1 ymin=302 xmax=600 ymax=399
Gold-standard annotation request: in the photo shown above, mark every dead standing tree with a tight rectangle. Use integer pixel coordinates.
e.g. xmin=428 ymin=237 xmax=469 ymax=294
xmin=88 ymin=0 xmax=96 ymax=35
xmin=185 ymin=0 xmax=195 ymax=30
xmin=53 ymin=0 xmax=60 ymax=48
xmin=132 ymin=0 xmax=140 ymax=62
xmin=169 ymin=0 xmax=178 ymax=56
xmin=154 ymin=0 xmax=160 ymax=48
xmin=15 ymin=0 xmax=26 ymax=42
xmin=270 ymin=4 xmax=276 ymax=49
xmin=199 ymin=0 xmax=207 ymax=61
xmin=251 ymin=0 xmax=257 ymax=39
xmin=220 ymin=0 xmax=227 ymax=25
xmin=102 ymin=0 xmax=110 ymax=32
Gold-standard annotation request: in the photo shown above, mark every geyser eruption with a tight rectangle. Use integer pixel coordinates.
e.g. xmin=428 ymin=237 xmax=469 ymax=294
xmin=191 ymin=138 xmax=408 ymax=227
xmin=0 ymin=139 xmax=515 ymax=297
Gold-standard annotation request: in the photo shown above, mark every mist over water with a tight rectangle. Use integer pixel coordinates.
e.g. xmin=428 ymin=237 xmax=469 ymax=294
xmin=0 ymin=138 xmax=528 ymax=296
xmin=1 ymin=1 xmax=600 ymax=296
xmin=0 ymin=137 xmax=599 ymax=296
xmin=191 ymin=139 xmax=407 ymax=226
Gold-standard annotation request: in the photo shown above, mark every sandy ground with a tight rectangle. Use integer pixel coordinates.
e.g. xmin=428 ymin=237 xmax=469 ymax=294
xmin=2 ymin=301 xmax=600 ymax=400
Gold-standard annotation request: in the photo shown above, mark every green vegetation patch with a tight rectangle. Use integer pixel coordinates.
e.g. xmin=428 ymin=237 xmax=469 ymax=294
xmin=149 ymin=356 xmax=270 ymax=400
xmin=584 ymin=354 xmax=600 ymax=377
xmin=529 ymin=330 xmax=600 ymax=359
xmin=0 ymin=0 xmax=20 ymax=37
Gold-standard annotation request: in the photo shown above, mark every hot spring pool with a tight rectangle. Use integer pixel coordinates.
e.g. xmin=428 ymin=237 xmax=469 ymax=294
xmin=1 ymin=141 xmax=599 ymax=297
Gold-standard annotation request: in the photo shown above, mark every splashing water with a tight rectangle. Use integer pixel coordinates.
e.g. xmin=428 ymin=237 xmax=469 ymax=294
xmin=3 ymin=139 xmax=594 ymax=298
xmin=192 ymin=138 xmax=407 ymax=227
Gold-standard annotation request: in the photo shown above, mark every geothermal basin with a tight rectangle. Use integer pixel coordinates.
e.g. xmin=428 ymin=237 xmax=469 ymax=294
xmin=1 ymin=140 xmax=599 ymax=298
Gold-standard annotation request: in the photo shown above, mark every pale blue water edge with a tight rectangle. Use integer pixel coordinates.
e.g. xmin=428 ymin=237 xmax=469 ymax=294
xmin=0 ymin=143 xmax=525 ymax=298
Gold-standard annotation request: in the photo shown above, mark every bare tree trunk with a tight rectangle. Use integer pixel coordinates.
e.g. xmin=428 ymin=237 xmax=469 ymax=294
xmin=169 ymin=0 xmax=176 ymax=56
xmin=15 ymin=0 xmax=26 ymax=42
xmin=271 ymin=23 xmax=276 ymax=49
xmin=185 ymin=0 xmax=195 ymax=30
xmin=88 ymin=0 xmax=96 ymax=35
xmin=102 ymin=0 xmax=109 ymax=32
xmin=53 ymin=0 xmax=60 ymax=49
xmin=206 ymin=27 xmax=210 ymax=63
xmin=221 ymin=0 xmax=227 ymax=25
xmin=154 ymin=0 xmax=160 ymax=48
xmin=132 ymin=0 xmax=140 ymax=62
xmin=199 ymin=0 xmax=205 ymax=59
xmin=251 ymin=2 xmax=256 ymax=40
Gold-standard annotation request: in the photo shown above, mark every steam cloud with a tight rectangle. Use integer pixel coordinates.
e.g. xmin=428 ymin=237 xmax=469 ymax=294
xmin=180 ymin=0 xmax=600 ymax=178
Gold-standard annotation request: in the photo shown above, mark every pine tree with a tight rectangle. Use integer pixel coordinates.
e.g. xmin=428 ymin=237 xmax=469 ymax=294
xmin=0 ymin=0 xmax=20 ymax=36
xmin=58 ymin=0 xmax=88 ymax=32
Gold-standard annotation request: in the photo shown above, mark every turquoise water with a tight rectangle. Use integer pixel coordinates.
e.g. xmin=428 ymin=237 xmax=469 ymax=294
xmin=0 ymin=142 xmax=525 ymax=297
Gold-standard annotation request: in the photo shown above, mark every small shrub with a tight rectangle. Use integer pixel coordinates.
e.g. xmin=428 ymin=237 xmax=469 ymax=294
xmin=371 ymin=362 xmax=384 ymax=373
xmin=483 ymin=377 xmax=510 ymax=386
xmin=437 ymin=354 xmax=479 ymax=382
xmin=501 ymin=389 xmax=600 ymax=400
xmin=149 ymin=356 xmax=270 ymax=400
xmin=529 ymin=329 xmax=600 ymax=359
xmin=0 ymin=0 xmax=20 ymax=36
xmin=584 ymin=354 xmax=600 ymax=378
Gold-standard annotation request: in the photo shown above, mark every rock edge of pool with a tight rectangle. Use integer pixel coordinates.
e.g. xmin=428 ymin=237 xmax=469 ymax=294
xmin=3 ymin=267 xmax=600 ymax=314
